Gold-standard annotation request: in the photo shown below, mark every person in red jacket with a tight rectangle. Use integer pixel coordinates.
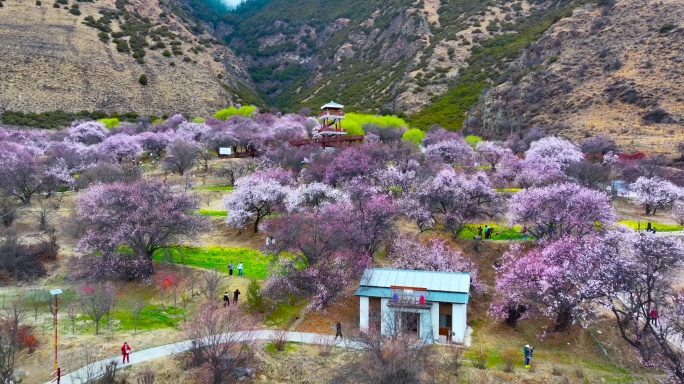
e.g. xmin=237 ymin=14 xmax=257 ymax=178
xmin=121 ymin=342 xmax=132 ymax=364
xmin=649 ymin=309 xmax=659 ymax=326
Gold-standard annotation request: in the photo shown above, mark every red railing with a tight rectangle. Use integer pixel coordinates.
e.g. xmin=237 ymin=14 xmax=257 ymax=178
xmin=288 ymin=135 xmax=365 ymax=147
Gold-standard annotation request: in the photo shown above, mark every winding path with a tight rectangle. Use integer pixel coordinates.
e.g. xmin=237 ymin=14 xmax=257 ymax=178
xmin=50 ymin=331 xmax=363 ymax=384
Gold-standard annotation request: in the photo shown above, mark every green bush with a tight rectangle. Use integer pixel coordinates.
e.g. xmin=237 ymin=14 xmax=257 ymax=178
xmin=162 ymin=49 xmax=171 ymax=57
xmin=36 ymin=1 xmax=41 ymax=5
xmin=402 ymin=128 xmax=426 ymax=145
xmin=97 ymin=117 xmax=120 ymax=129
xmin=342 ymin=112 xmax=408 ymax=136
xmin=464 ymin=135 xmax=482 ymax=147
xmin=547 ymin=54 xmax=559 ymax=64
xmin=246 ymin=279 xmax=265 ymax=313
xmin=138 ymin=74 xmax=148 ymax=86
xmin=659 ymin=23 xmax=676 ymax=34
xmin=68 ymin=7 xmax=80 ymax=15
xmin=213 ymin=105 xmax=257 ymax=120
xmin=53 ymin=2 xmax=60 ymax=7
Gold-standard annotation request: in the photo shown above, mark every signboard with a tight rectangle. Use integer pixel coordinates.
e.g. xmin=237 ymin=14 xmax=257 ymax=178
xmin=219 ymin=147 xmax=232 ymax=155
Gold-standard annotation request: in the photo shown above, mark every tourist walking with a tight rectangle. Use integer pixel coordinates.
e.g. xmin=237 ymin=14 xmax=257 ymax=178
xmin=121 ymin=342 xmax=132 ymax=364
xmin=228 ymin=262 xmax=234 ymax=276
xmin=335 ymin=322 xmax=343 ymax=340
xmin=483 ymin=225 xmax=489 ymax=240
xmin=223 ymin=291 xmax=230 ymax=308
xmin=237 ymin=262 xmax=244 ymax=276
xmin=523 ymin=344 xmax=533 ymax=368
xmin=233 ymin=289 xmax=241 ymax=305
xmin=649 ymin=308 xmax=659 ymax=326
xmin=477 ymin=226 xmax=483 ymax=238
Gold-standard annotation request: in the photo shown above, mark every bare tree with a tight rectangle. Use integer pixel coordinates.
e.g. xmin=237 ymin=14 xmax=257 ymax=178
xmin=0 ymin=299 xmax=28 ymax=382
xmin=199 ymin=268 xmax=226 ymax=301
xmin=196 ymin=147 xmax=213 ymax=173
xmin=136 ymin=367 xmax=156 ymax=384
xmin=130 ymin=296 xmax=147 ymax=334
xmin=331 ymin=325 xmax=434 ymax=384
xmin=200 ymin=192 xmax=214 ymax=207
xmin=65 ymin=299 xmax=79 ymax=334
xmin=34 ymin=199 xmax=58 ymax=231
xmin=162 ymin=140 xmax=199 ymax=176
xmin=65 ymin=341 xmax=101 ymax=384
xmin=0 ymin=194 xmax=21 ymax=228
xmin=27 ymin=289 xmax=48 ymax=322
xmin=607 ymin=234 xmax=684 ymax=380
xmin=565 ymin=160 xmax=611 ymax=190
xmin=0 ymin=232 xmax=47 ymax=281
xmin=80 ymin=283 xmax=116 ymax=335
xmin=182 ymin=303 xmax=254 ymax=384
xmin=331 ymin=305 xmax=435 ymax=384
xmin=216 ymin=161 xmax=249 ymax=187
xmin=181 ymin=266 xmax=197 ymax=297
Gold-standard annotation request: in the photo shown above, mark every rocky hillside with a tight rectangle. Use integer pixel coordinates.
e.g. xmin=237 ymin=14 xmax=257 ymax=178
xmin=0 ymin=0 xmax=258 ymax=117
xmin=193 ymin=0 xmax=575 ymax=113
xmin=462 ymin=0 xmax=684 ymax=154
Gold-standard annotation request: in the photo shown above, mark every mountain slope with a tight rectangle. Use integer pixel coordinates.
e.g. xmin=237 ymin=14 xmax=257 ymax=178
xmin=194 ymin=0 xmax=574 ymax=113
xmin=461 ymin=0 xmax=684 ymax=153
xmin=0 ymin=0 xmax=258 ymax=117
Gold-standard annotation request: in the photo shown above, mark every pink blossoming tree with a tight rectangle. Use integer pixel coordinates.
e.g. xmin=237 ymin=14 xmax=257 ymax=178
xmin=76 ymin=181 xmax=205 ymax=278
xmin=509 ymin=183 xmax=616 ymax=238
xmin=630 ymin=176 xmax=682 ymax=215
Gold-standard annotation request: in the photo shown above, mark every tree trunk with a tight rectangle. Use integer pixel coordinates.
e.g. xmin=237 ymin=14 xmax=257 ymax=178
xmin=139 ymin=254 xmax=155 ymax=279
xmin=253 ymin=216 xmax=261 ymax=233
xmin=553 ymin=307 xmax=573 ymax=332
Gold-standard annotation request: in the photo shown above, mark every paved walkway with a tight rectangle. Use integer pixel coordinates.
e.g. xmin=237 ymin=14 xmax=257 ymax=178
xmin=52 ymin=331 xmax=362 ymax=384
xmin=51 ymin=329 xmax=470 ymax=384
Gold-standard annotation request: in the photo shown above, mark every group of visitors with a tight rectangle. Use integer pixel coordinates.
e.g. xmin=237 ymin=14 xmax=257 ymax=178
xmin=477 ymin=225 xmax=495 ymax=240
xmin=227 ymin=261 xmax=244 ymax=276
xmin=223 ymin=289 xmax=242 ymax=307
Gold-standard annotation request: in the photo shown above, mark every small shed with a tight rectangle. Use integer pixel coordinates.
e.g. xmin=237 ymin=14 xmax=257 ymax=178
xmin=354 ymin=268 xmax=471 ymax=343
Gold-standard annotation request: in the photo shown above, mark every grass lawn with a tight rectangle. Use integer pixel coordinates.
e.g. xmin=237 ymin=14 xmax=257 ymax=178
xmin=153 ymin=246 xmax=271 ymax=279
xmin=264 ymin=301 xmax=306 ymax=327
xmin=194 ymin=186 xmax=234 ymax=191
xmin=459 ymin=223 xmax=526 ymax=240
xmin=112 ymin=304 xmax=184 ymax=331
xmin=197 ymin=209 xmax=228 ymax=216
xmin=618 ymin=220 xmax=683 ymax=232
xmin=495 ymin=188 xmax=522 ymax=193
xmin=74 ymin=304 xmax=184 ymax=333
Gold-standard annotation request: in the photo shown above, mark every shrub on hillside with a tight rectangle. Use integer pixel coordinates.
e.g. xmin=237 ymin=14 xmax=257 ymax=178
xmin=245 ymin=279 xmax=265 ymax=313
xmin=138 ymin=74 xmax=148 ymax=86
xmin=0 ymin=233 xmax=46 ymax=282
xmin=642 ymin=107 xmax=672 ymax=125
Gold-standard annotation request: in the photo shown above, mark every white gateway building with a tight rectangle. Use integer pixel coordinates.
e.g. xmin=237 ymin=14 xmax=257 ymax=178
xmin=355 ymin=268 xmax=471 ymax=343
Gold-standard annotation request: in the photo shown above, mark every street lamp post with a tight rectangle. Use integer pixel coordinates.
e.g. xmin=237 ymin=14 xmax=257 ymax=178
xmin=49 ymin=289 xmax=62 ymax=377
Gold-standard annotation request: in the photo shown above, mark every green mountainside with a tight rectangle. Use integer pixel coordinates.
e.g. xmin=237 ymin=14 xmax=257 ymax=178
xmin=181 ymin=0 xmax=585 ymax=121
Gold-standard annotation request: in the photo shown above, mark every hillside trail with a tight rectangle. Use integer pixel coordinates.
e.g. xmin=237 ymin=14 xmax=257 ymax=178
xmin=49 ymin=330 xmax=363 ymax=384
